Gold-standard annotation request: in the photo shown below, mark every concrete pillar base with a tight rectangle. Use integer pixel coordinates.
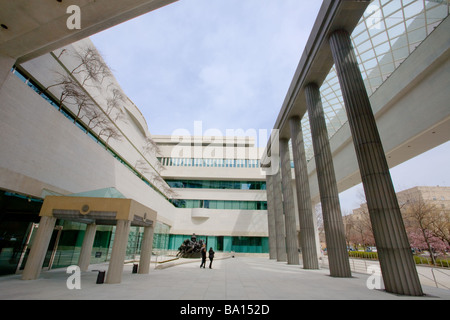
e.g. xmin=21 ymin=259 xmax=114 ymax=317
xmin=106 ymin=220 xmax=131 ymax=284
xmin=22 ymin=216 xmax=57 ymax=280
xmin=138 ymin=226 xmax=154 ymax=274
xmin=78 ymin=224 xmax=97 ymax=272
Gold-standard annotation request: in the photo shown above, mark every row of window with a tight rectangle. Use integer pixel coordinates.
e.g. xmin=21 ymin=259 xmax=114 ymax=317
xmin=170 ymin=199 xmax=267 ymax=210
xmin=166 ymin=179 xmax=266 ymax=190
xmin=158 ymin=157 xmax=261 ymax=168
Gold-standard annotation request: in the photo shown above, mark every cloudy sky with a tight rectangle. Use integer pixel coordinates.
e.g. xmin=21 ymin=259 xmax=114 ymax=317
xmin=90 ymin=0 xmax=322 ymax=139
xmin=90 ymin=0 xmax=450 ymax=212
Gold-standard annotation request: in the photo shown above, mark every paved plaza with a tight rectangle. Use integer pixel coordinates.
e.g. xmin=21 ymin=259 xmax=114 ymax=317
xmin=0 ymin=256 xmax=449 ymax=301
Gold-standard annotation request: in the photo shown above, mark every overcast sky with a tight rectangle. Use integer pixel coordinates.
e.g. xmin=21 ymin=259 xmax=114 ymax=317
xmin=91 ymin=0 xmax=322 ymax=139
xmin=90 ymin=0 xmax=450 ymax=212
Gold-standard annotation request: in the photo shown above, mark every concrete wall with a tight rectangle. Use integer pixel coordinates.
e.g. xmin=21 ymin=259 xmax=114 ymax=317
xmin=0 ymin=49 xmax=176 ymax=227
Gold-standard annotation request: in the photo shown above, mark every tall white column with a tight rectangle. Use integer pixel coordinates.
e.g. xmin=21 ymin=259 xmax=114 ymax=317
xmin=280 ymin=138 xmax=300 ymax=265
xmin=305 ymin=82 xmax=351 ymax=278
xmin=266 ymin=174 xmax=278 ymax=260
xmin=138 ymin=225 xmax=154 ymax=274
xmin=106 ymin=219 xmax=131 ymax=284
xmin=78 ymin=223 xmax=97 ymax=272
xmin=22 ymin=216 xmax=57 ymax=280
xmin=329 ymin=29 xmax=423 ymax=295
xmin=273 ymin=168 xmax=287 ymax=262
xmin=289 ymin=116 xmax=319 ymax=269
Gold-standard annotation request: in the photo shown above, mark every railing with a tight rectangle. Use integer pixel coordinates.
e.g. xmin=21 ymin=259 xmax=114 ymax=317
xmin=318 ymin=254 xmax=450 ymax=290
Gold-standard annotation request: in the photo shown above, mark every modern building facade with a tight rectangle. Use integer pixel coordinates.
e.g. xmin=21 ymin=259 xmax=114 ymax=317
xmin=0 ymin=0 xmax=448 ymax=295
xmin=0 ymin=37 xmax=268 ymax=278
xmin=154 ymin=135 xmax=268 ymax=253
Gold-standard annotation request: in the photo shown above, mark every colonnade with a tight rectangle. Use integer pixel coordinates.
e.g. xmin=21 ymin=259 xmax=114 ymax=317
xmin=21 ymin=197 xmax=156 ymax=284
xmin=265 ymin=30 xmax=423 ymax=296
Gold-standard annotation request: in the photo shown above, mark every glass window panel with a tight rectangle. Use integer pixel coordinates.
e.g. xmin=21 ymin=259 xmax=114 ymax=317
xmin=371 ymin=31 xmax=389 ymax=46
xmin=353 ymin=30 xmax=370 ymax=46
xmin=363 ymin=57 xmax=378 ymax=70
xmin=403 ymin=1 xmax=424 ymax=20
xmin=388 ymin=22 xmax=406 ymax=39
xmin=355 ymin=39 xmax=374 ymax=54
xmin=407 ymin=27 xmax=426 ymax=44
xmin=390 ymin=35 xmax=408 ymax=49
xmin=426 ymin=4 xmax=448 ymax=20
xmin=360 ymin=49 xmax=376 ymax=62
xmin=382 ymin=2 xmax=403 ymax=19
xmin=247 ymin=202 xmax=257 ymax=210
xmin=224 ymin=201 xmax=232 ymax=210
xmin=380 ymin=62 xmax=395 ymax=75
xmin=374 ymin=41 xmax=391 ymax=56
xmin=232 ymin=201 xmax=240 ymax=210
xmin=352 ymin=21 xmax=367 ymax=37
xmin=392 ymin=46 xmax=409 ymax=60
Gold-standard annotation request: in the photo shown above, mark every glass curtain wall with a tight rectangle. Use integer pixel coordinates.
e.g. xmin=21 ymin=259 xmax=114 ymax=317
xmin=300 ymin=0 xmax=450 ymax=161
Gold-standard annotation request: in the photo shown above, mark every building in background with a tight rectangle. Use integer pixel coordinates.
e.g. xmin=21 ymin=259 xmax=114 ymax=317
xmin=154 ymin=135 xmax=267 ymax=253
xmin=0 ymin=39 xmax=268 ymax=276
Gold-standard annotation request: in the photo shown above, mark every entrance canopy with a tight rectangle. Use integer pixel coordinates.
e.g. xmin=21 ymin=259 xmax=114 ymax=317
xmin=23 ymin=191 xmax=158 ymax=283
xmin=40 ymin=192 xmax=157 ymax=227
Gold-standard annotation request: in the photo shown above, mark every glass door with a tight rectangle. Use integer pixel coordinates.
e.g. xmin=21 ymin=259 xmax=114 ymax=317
xmin=16 ymin=223 xmax=63 ymax=273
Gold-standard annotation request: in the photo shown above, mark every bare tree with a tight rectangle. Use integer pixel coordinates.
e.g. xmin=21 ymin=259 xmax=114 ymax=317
xmin=106 ymin=87 xmax=126 ymax=123
xmin=43 ymin=45 xmax=127 ymax=147
xmin=143 ymin=136 xmax=161 ymax=156
xmin=70 ymin=46 xmax=112 ymax=87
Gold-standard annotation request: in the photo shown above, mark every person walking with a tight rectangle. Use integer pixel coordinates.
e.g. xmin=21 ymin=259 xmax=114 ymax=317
xmin=208 ymin=247 xmax=215 ymax=269
xmin=200 ymin=244 xmax=207 ymax=268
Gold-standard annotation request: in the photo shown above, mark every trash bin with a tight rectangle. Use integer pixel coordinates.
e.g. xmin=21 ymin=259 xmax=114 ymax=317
xmin=132 ymin=263 xmax=138 ymax=274
xmin=94 ymin=270 xmax=105 ymax=284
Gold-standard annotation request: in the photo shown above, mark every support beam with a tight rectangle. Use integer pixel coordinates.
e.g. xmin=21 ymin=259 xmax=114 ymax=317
xmin=0 ymin=54 xmax=15 ymax=90
xmin=138 ymin=225 xmax=154 ymax=274
xmin=289 ymin=116 xmax=319 ymax=269
xmin=273 ymin=168 xmax=287 ymax=262
xmin=78 ymin=223 xmax=97 ymax=272
xmin=266 ymin=174 xmax=278 ymax=260
xmin=280 ymin=138 xmax=300 ymax=265
xmin=21 ymin=216 xmax=57 ymax=280
xmin=106 ymin=219 xmax=131 ymax=284
xmin=305 ymin=82 xmax=351 ymax=278
xmin=329 ymin=29 xmax=423 ymax=296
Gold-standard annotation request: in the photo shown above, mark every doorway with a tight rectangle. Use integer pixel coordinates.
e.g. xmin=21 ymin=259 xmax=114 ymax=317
xmin=16 ymin=223 xmax=63 ymax=273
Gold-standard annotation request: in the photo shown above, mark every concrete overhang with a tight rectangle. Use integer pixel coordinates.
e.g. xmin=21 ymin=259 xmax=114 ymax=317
xmin=273 ymin=0 xmax=370 ymax=141
xmin=0 ymin=0 xmax=178 ymax=63
xmin=39 ymin=196 xmax=157 ymax=227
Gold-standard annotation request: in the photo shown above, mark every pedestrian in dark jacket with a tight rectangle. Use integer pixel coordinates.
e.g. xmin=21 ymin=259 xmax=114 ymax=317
xmin=200 ymin=244 xmax=207 ymax=268
xmin=208 ymin=247 xmax=215 ymax=269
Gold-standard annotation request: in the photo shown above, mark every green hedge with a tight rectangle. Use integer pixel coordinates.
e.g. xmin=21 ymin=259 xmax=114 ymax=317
xmin=348 ymin=252 xmax=450 ymax=268
xmin=348 ymin=251 xmax=378 ymax=260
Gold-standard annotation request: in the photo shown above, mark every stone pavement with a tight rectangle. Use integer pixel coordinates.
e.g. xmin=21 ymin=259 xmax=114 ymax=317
xmin=0 ymin=256 xmax=449 ymax=301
